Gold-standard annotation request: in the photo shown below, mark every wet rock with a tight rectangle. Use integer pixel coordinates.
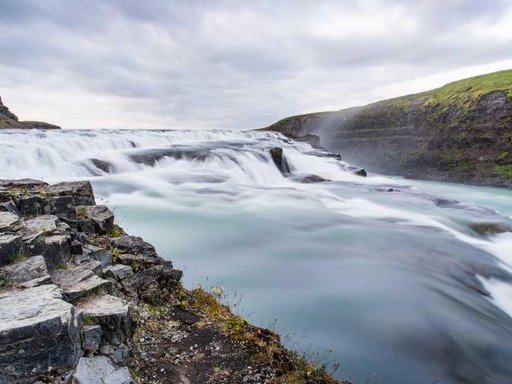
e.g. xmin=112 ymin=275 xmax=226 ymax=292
xmin=83 ymin=244 xmax=112 ymax=267
xmin=0 ymin=233 xmax=23 ymax=266
xmin=78 ymin=294 xmax=132 ymax=346
xmin=0 ymin=211 xmax=22 ymax=232
xmin=298 ymin=174 xmax=328 ymax=183
xmin=354 ymin=168 xmax=367 ymax=177
xmin=47 ymin=181 xmax=96 ymax=206
xmin=0 ymin=255 xmax=51 ymax=288
xmin=0 ymin=285 xmax=82 ymax=382
xmin=104 ymin=264 xmax=134 ymax=281
xmin=470 ymin=222 xmax=512 ymax=236
xmin=77 ymin=205 xmax=114 ymax=235
xmin=90 ymin=158 xmax=114 ymax=174
xmin=52 ymin=262 xmax=111 ymax=303
xmin=81 ymin=325 xmax=103 ymax=355
xmin=72 ymin=356 xmax=133 ymax=384
xmin=269 ymin=147 xmax=291 ymax=174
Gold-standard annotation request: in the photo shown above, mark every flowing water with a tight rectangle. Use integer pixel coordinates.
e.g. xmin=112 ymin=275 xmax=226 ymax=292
xmin=1 ymin=129 xmax=512 ymax=384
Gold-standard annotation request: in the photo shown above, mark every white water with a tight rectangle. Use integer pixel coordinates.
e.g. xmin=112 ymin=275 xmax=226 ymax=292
xmin=1 ymin=128 xmax=512 ymax=383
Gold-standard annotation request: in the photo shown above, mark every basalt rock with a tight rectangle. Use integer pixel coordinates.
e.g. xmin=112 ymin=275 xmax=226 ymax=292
xmin=0 ymin=285 xmax=82 ymax=382
xmin=269 ymin=147 xmax=291 ymax=174
xmin=0 ymin=255 xmax=51 ymax=288
xmin=77 ymin=205 xmax=114 ymax=235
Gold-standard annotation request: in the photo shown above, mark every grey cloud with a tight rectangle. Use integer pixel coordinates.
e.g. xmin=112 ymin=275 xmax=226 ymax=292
xmin=0 ymin=0 xmax=511 ymax=129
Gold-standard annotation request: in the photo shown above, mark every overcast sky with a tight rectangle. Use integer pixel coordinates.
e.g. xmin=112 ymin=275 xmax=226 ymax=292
xmin=1 ymin=0 xmax=512 ymax=129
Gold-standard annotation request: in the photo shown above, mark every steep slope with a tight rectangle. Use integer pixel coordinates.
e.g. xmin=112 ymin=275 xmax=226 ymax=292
xmin=0 ymin=96 xmax=60 ymax=129
xmin=264 ymin=70 xmax=512 ymax=186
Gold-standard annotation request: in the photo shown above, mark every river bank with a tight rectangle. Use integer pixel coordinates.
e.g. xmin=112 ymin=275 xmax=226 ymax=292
xmin=0 ymin=178 xmax=345 ymax=384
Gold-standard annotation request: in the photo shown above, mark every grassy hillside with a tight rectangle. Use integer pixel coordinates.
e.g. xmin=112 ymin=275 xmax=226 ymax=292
xmin=265 ymin=69 xmax=512 ymax=186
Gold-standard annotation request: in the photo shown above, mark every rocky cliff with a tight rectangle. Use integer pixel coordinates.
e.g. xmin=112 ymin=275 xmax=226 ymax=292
xmin=264 ymin=70 xmax=512 ymax=187
xmin=0 ymin=179 xmax=344 ymax=384
xmin=0 ymin=96 xmax=60 ymax=129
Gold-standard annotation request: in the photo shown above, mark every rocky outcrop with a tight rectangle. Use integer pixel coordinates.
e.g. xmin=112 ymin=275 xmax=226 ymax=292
xmin=0 ymin=179 xmax=345 ymax=384
xmin=0 ymin=96 xmax=60 ymax=130
xmin=264 ymin=69 xmax=512 ymax=187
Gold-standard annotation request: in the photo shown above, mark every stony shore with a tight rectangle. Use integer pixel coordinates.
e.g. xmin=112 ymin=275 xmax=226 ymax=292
xmin=0 ymin=179 xmax=346 ymax=384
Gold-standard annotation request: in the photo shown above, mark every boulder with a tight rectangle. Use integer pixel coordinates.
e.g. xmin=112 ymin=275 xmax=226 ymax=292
xmin=110 ymin=235 xmax=159 ymax=260
xmin=83 ymin=244 xmax=112 ymax=267
xmin=354 ymin=168 xmax=367 ymax=177
xmin=47 ymin=181 xmax=96 ymax=206
xmin=77 ymin=205 xmax=114 ymax=235
xmin=0 ymin=233 xmax=23 ymax=266
xmin=269 ymin=147 xmax=291 ymax=174
xmin=42 ymin=234 xmax=72 ymax=270
xmin=81 ymin=325 xmax=103 ymax=355
xmin=0 ymin=179 xmax=48 ymax=189
xmin=77 ymin=294 xmax=132 ymax=346
xmin=72 ymin=356 xmax=133 ymax=384
xmin=123 ymin=264 xmax=182 ymax=302
xmin=0 ymin=255 xmax=51 ymax=288
xmin=104 ymin=264 xmax=134 ymax=281
xmin=0 ymin=212 xmax=22 ymax=233
xmin=0 ymin=285 xmax=82 ymax=382
xmin=52 ymin=262 xmax=111 ymax=303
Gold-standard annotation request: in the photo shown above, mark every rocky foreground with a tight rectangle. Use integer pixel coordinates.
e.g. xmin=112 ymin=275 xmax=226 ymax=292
xmin=0 ymin=179 xmax=345 ymax=384
xmin=0 ymin=97 xmax=60 ymax=130
xmin=264 ymin=69 xmax=512 ymax=187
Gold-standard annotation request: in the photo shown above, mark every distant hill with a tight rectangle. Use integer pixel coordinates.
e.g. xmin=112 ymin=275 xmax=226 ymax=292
xmin=264 ymin=70 xmax=512 ymax=187
xmin=0 ymin=96 xmax=60 ymax=129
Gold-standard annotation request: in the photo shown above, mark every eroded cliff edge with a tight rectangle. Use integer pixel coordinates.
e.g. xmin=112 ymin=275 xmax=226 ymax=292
xmin=264 ymin=70 xmax=512 ymax=187
xmin=0 ymin=96 xmax=60 ymax=129
xmin=0 ymin=179 xmax=345 ymax=384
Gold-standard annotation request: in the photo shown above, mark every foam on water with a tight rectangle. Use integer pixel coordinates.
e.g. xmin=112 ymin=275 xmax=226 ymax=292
xmin=2 ymin=128 xmax=512 ymax=383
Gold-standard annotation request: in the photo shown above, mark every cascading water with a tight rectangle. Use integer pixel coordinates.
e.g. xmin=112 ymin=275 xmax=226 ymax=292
xmin=1 ymin=128 xmax=512 ymax=384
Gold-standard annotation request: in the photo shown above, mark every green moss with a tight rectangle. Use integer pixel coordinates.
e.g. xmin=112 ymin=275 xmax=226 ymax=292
xmin=83 ymin=314 xmax=96 ymax=325
xmin=109 ymin=224 xmax=122 ymax=238
xmin=494 ymin=164 xmax=512 ymax=178
xmin=8 ymin=252 xmax=26 ymax=263
xmin=0 ymin=271 xmax=9 ymax=288
xmin=426 ymin=69 xmax=512 ymax=111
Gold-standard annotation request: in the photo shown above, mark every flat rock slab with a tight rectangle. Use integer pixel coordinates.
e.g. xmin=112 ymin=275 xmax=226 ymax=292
xmin=47 ymin=181 xmax=96 ymax=206
xmin=1 ymin=255 xmax=51 ymax=288
xmin=78 ymin=294 xmax=132 ymax=346
xmin=72 ymin=356 xmax=133 ymax=384
xmin=0 ymin=285 xmax=82 ymax=382
xmin=0 ymin=211 xmax=22 ymax=233
xmin=52 ymin=262 xmax=111 ymax=303
xmin=24 ymin=214 xmax=59 ymax=235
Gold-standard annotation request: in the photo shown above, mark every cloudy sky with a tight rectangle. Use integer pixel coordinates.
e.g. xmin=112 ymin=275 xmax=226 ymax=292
xmin=1 ymin=0 xmax=512 ymax=129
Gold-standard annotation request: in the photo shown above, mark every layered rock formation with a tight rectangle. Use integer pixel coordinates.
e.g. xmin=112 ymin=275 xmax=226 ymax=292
xmin=264 ymin=69 xmax=512 ymax=187
xmin=0 ymin=179 xmax=345 ymax=384
xmin=0 ymin=96 xmax=60 ymax=129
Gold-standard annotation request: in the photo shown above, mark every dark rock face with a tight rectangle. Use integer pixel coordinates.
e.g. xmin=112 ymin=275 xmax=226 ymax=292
xmin=269 ymin=147 xmax=291 ymax=174
xmin=264 ymin=74 xmax=512 ymax=187
xmin=0 ymin=96 xmax=60 ymax=129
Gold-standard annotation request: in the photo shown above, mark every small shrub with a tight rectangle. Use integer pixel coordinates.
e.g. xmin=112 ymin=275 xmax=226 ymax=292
xmin=109 ymin=225 xmax=122 ymax=238
xmin=0 ymin=271 xmax=9 ymax=288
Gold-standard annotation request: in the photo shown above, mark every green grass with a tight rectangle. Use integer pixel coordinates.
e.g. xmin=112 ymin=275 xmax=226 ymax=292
xmin=494 ymin=164 xmax=512 ymax=179
xmin=426 ymin=69 xmax=512 ymax=109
